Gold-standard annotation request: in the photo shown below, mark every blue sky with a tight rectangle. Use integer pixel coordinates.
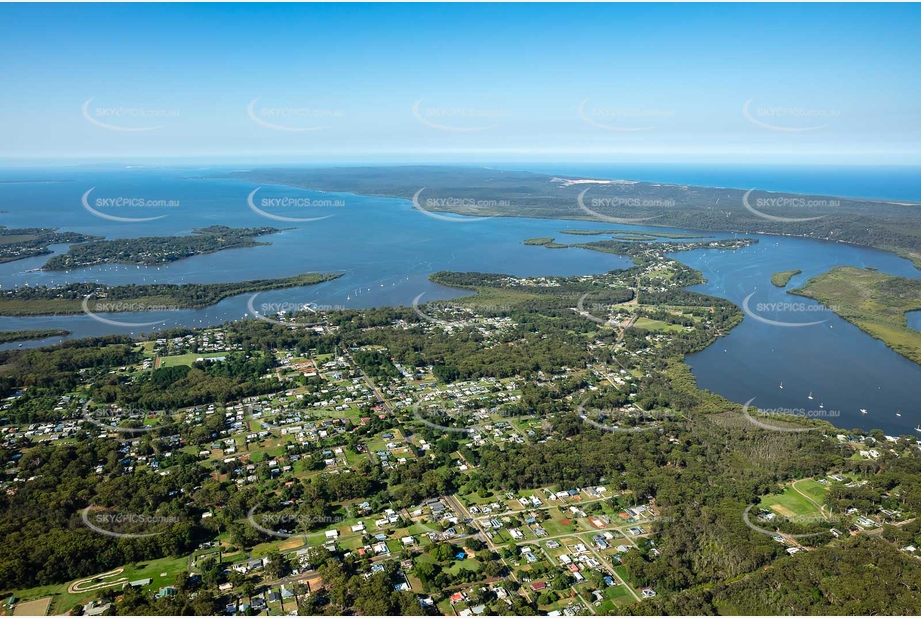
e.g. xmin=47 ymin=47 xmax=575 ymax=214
xmin=0 ymin=3 xmax=919 ymax=164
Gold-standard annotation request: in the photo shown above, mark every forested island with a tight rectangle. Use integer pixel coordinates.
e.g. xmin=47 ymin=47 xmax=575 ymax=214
xmin=223 ymin=166 xmax=921 ymax=268
xmin=0 ymin=273 xmax=340 ymax=316
xmin=42 ymin=225 xmax=283 ymax=271
xmin=771 ymin=269 xmax=802 ymax=287
xmin=792 ymin=266 xmax=921 ymax=365
xmin=0 ymin=226 xmax=101 ymax=264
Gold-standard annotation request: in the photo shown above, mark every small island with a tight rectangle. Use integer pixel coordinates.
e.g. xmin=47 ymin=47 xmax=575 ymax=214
xmin=42 ymin=225 xmax=283 ymax=271
xmin=523 ymin=237 xmax=566 ymax=248
xmin=792 ymin=266 xmax=921 ymax=365
xmin=0 ymin=329 xmax=70 ymax=344
xmin=0 ymin=273 xmax=340 ymax=317
xmin=771 ymin=269 xmax=802 ymax=287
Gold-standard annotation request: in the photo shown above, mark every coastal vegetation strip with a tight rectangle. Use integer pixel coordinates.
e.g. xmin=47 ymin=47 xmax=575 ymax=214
xmin=0 ymin=273 xmax=340 ymax=317
xmin=0 ymin=329 xmax=70 ymax=344
xmin=559 ymin=229 xmax=704 ymax=240
xmin=0 ymin=226 xmax=101 ymax=264
xmin=792 ymin=266 xmax=921 ymax=365
xmin=42 ymin=225 xmax=283 ymax=271
xmin=771 ymin=270 xmax=802 ymax=287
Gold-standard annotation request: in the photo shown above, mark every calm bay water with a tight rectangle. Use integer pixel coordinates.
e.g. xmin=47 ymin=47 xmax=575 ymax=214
xmin=1 ymin=164 xmax=920 ymax=436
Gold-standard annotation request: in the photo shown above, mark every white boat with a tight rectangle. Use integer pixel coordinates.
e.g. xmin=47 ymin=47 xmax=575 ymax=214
xmin=819 ymin=403 xmax=824 ymax=409
xmin=860 ymin=409 xmax=867 ymax=415
xmin=915 ymin=425 xmax=921 ymax=433
xmin=779 ymin=382 xmax=783 ymax=389
xmin=808 ymin=392 xmax=813 ymax=400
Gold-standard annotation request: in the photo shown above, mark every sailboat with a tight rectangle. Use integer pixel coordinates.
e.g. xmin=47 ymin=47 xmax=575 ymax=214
xmin=860 ymin=409 xmax=868 ymax=415
xmin=819 ymin=403 xmax=824 ymax=409
xmin=808 ymin=392 xmax=813 ymax=400
xmin=915 ymin=425 xmax=921 ymax=433
xmin=896 ymin=411 xmax=902 ymax=417
xmin=779 ymin=382 xmax=783 ymax=389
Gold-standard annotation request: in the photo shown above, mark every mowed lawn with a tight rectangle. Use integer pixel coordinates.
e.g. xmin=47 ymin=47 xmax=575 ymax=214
xmin=759 ymin=485 xmax=824 ymax=519
xmin=632 ymin=317 xmax=686 ymax=333
xmin=158 ymin=352 xmax=228 ymax=367
xmin=795 ymin=479 xmax=832 ymax=506
xmin=12 ymin=555 xmax=189 ymax=616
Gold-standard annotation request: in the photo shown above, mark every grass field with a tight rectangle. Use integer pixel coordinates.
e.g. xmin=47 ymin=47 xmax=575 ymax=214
xmin=795 ymin=479 xmax=831 ymax=505
xmin=632 ymin=317 xmax=686 ymax=333
xmin=759 ymin=485 xmax=824 ymax=519
xmin=12 ymin=555 xmax=189 ymax=616
xmin=158 ymin=352 xmax=228 ymax=367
